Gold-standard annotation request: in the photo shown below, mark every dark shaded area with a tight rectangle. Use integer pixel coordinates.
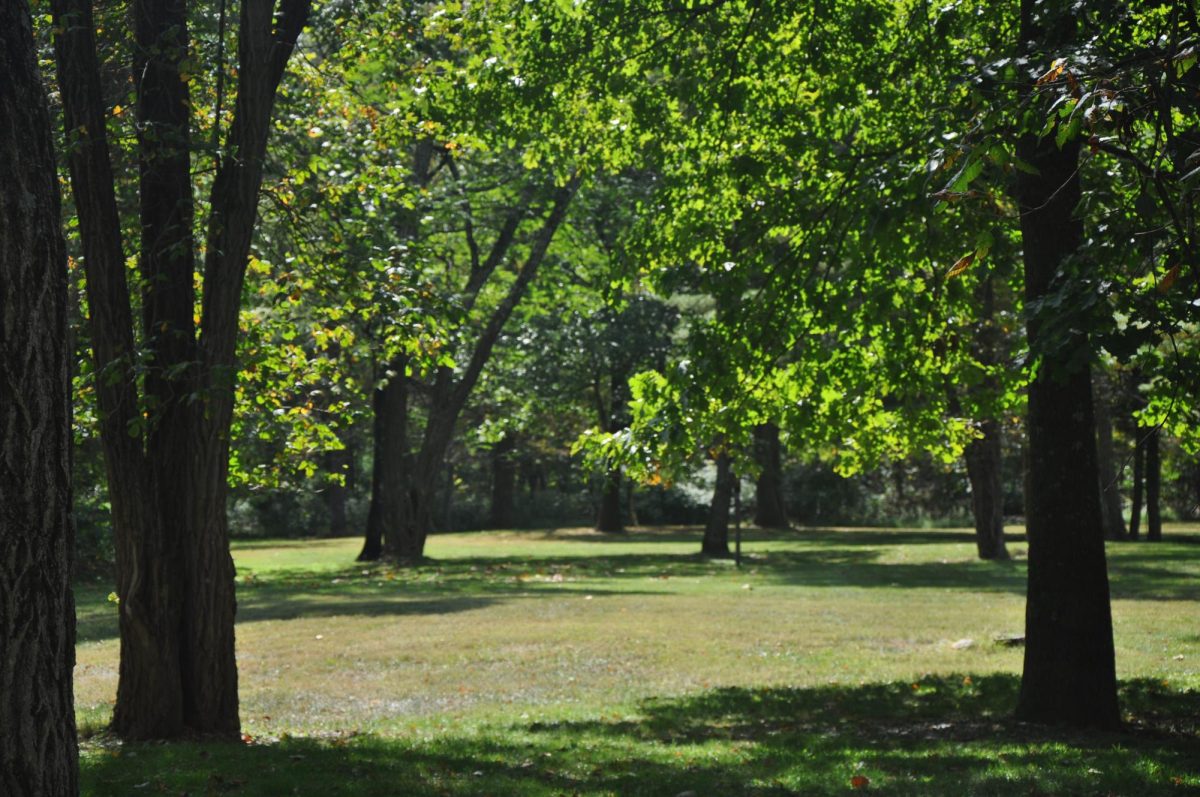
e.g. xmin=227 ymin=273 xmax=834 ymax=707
xmin=81 ymin=676 xmax=1200 ymax=796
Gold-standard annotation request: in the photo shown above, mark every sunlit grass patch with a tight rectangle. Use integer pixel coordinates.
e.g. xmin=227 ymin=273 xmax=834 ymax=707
xmin=76 ymin=524 xmax=1200 ymax=794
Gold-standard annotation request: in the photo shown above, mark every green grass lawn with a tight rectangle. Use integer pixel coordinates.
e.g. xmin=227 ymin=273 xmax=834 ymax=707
xmin=75 ymin=525 xmax=1200 ymax=795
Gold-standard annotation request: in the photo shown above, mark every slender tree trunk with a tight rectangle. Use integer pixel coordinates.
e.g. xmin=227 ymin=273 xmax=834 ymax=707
xmin=703 ymin=453 xmax=734 ymax=557
xmin=596 ymin=470 xmax=625 ymax=532
xmin=1094 ymin=376 xmax=1127 ymax=540
xmin=753 ymin=423 xmax=788 ymax=528
xmin=964 ymin=420 xmax=1009 ymax=560
xmin=1146 ymin=428 xmax=1162 ymax=541
xmin=439 ymin=460 xmax=455 ymax=531
xmin=322 ymin=445 xmax=351 ymax=537
xmin=489 ymin=434 xmax=517 ymax=529
xmin=0 ymin=4 xmax=79 ymax=789
xmin=960 ymin=274 xmax=1009 ymax=560
xmin=1129 ymin=432 xmax=1144 ymax=540
xmin=1014 ymin=0 xmax=1118 ymax=729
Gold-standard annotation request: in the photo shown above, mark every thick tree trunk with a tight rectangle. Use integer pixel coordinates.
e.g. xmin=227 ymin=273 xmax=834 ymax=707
xmin=596 ymin=470 xmax=625 ymax=532
xmin=53 ymin=0 xmax=311 ymax=739
xmin=1014 ymin=0 xmax=1118 ymax=729
xmin=753 ymin=423 xmax=788 ymax=528
xmin=489 ymin=435 xmax=517 ymax=529
xmin=1146 ymin=428 xmax=1162 ymax=541
xmin=703 ymin=453 xmax=734 ymax=557
xmin=964 ymin=420 xmax=1009 ymax=560
xmin=52 ymin=0 xmax=187 ymax=740
xmin=1093 ymin=377 xmax=1127 ymax=540
xmin=360 ymin=359 xmax=408 ymax=561
xmin=0 ymin=5 xmax=79 ymax=790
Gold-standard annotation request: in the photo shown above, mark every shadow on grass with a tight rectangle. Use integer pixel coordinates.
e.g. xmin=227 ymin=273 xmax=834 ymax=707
xmin=75 ymin=528 xmax=1200 ymax=644
xmin=81 ymin=675 xmax=1200 ymax=796
xmin=538 ymin=526 xmax=995 ymax=547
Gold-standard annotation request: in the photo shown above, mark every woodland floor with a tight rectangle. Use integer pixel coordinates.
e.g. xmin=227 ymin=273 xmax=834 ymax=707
xmin=74 ymin=524 xmax=1200 ymax=795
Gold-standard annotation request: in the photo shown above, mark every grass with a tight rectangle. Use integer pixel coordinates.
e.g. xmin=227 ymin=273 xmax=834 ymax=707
xmin=75 ymin=524 xmax=1200 ymax=795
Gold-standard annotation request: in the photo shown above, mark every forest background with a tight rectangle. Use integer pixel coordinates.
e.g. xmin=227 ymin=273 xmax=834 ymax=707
xmin=2 ymin=0 xmax=1199 ymax=791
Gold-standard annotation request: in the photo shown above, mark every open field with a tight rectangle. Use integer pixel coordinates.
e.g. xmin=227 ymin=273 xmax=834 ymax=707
xmin=76 ymin=525 xmax=1200 ymax=795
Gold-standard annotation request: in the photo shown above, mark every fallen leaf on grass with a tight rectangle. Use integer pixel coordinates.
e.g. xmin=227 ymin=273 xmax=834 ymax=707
xmin=851 ymin=775 xmax=870 ymax=789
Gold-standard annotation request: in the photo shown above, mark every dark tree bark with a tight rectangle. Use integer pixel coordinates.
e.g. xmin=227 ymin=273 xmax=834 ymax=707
xmin=488 ymin=435 xmax=517 ymax=529
xmin=964 ymin=420 xmax=1009 ymax=560
xmin=52 ymin=0 xmax=311 ymax=739
xmin=1013 ymin=0 xmax=1118 ymax=729
xmin=359 ymin=357 xmax=409 ymax=561
xmin=0 ymin=2 xmax=79 ymax=789
xmin=703 ymin=453 xmax=734 ymax=557
xmin=1093 ymin=375 xmax=1127 ymax=540
xmin=1129 ymin=432 xmax=1144 ymax=540
xmin=52 ymin=0 xmax=186 ymax=740
xmin=1146 ymin=427 xmax=1162 ymax=541
xmin=960 ymin=274 xmax=1009 ymax=560
xmin=752 ymin=423 xmax=788 ymax=528
xmin=596 ymin=470 xmax=625 ymax=533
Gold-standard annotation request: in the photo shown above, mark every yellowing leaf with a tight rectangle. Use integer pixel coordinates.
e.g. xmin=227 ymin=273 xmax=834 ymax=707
xmin=1036 ymin=58 xmax=1066 ymax=85
xmin=945 ymin=252 xmax=974 ymax=279
xmin=1157 ymin=264 xmax=1180 ymax=293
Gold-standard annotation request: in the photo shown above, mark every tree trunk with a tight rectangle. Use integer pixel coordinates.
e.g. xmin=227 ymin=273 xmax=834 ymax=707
xmin=322 ymin=445 xmax=351 ymax=537
xmin=753 ymin=423 xmax=788 ymax=528
xmin=489 ymin=434 xmax=517 ymax=529
xmin=596 ymin=470 xmax=625 ymax=532
xmin=964 ymin=420 xmax=1009 ymax=560
xmin=703 ymin=453 xmax=734 ymax=557
xmin=1093 ymin=376 xmax=1127 ymax=540
xmin=365 ymin=179 xmax=579 ymax=560
xmin=1146 ymin=427 xmax=1162 ymax=541
xmin=360 ymin=358 xmax=408 ymax=561
xmin=1129 ymin=432 xmax=1144 ymax=540
xmin=0 ymin=4 xmax=79 ymax=790
xmin=53 ymin=0 xmax=311 ymax=739
xmin=961 ymin=273 xmax=1009 ymax=560
xmin=52 ymin=0 xmax=187 ymax=740
xmin=1013 ymin=0 xmax=1118 ymax=730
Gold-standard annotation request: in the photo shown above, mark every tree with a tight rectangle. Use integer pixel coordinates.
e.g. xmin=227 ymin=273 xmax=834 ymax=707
xmin=51 ymin=0 xmax=311 ymax=738
xmin=1012 ymin=0 xmax=1118 ymax=728
xmin=0 ymin=0 xmax=79 ymax=789
xmin=314 ymin=1 xmax=665 ymax=559
xmin=703 ymin=451 xmax=736 ymax=557
xmin=752 ymin=423 xmax=788 ymax=528
xmin=1094 ymin=370 xmax=1128 ymax=541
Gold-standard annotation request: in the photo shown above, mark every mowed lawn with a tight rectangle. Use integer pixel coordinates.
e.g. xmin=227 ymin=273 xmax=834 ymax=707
xmin=75 ymin=526 xmax=1200 ymax=795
